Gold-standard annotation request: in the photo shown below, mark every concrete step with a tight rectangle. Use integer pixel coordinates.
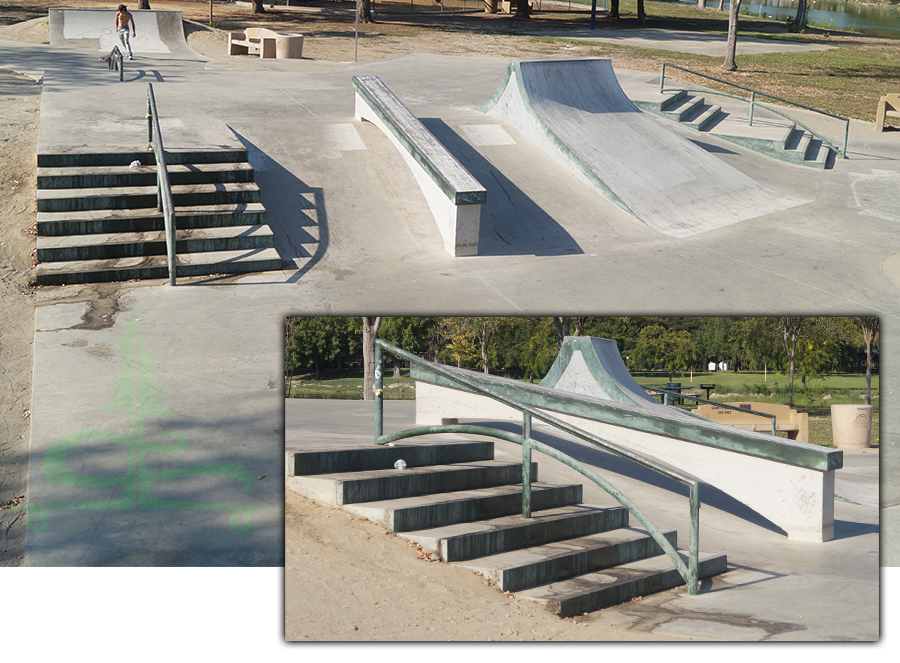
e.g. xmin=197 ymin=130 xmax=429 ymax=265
xmin=459 ymin=528 xmax=678 ymax=592
xmin=400 ymin=504 xmax=629 ymax=562
xmin=37 ymin=162 xmax=255 ymax=189
xmin=343 ymin=482 xmax=583 ymax=532
xmin=287 ymin=440 xmax=495 ymax=476
xmin=34 ymin=247 xmax=282 ymax=285
xmin=36 ymin=225 xmax=274 ymax=262
xmin=515 ymin=551 xmax=727 ymax=617
xmin=287 ymin=460 xmax=538 ymax=507
xmin=36 ymin=182 xmax=261 ymax=213
xmin=36 ymin=149 xmax=249 ymax=168
xmin=660 ymin=93 xmax=705 ymax=122
xmin=685 ymin=104 xmax=724 ymax=132
xmin=36 ymin=203 xmax=268 ymax=236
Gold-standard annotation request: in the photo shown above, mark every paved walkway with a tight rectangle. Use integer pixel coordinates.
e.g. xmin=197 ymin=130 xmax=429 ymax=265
xmin=525 ymin=26 xmax=834 ymax=57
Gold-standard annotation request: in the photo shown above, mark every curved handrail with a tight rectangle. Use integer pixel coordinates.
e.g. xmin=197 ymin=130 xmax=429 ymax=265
xmin=146 ymin=84 xmax=176 ymax=286
xmin=107 ymin=45 xmax=124 ymax=82
xmin=373 ymin=339 xmax=701 ymax=595
xmin=660 ymin=62 xmax=849 ymax=159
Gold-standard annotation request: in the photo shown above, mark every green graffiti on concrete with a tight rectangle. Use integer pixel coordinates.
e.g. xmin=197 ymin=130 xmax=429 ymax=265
xmin=22 ymin=309 xmax=259 ymax=533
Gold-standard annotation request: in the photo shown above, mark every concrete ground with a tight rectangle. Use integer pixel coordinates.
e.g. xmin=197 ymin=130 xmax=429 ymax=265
xmin=0 ymin=17 xmax=896 ymax=570
xmin=286 ymin=399 xmax=879 ymax=641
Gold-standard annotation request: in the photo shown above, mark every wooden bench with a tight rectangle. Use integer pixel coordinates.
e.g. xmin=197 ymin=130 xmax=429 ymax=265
xmin=876 ymin=94 xmax=900 ymax=131
xmin=228 ymin=27 xmax=304 ymax=59
xmin=352 ymin=75 xmax=487 ymax=257
xmin=695 ymin=402 xmax=808 ymax=442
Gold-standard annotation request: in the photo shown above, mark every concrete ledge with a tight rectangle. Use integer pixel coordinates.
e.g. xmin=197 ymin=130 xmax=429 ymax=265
xmin=353 ymin=75 xmax=486 ymax=257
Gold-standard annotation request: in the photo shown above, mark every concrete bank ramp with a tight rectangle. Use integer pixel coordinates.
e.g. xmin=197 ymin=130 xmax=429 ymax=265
xmin=478 ymin=58 xmax=804 ymax=238
xmin=48 ymin=8 xmax=189 ymax=54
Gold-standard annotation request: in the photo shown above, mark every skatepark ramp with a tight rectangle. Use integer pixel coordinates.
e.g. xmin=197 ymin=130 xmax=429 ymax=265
xmin=48 ymin=9 xmax=191 ymax=55
xmin=478 ymin=59 xmax=804 ymax=238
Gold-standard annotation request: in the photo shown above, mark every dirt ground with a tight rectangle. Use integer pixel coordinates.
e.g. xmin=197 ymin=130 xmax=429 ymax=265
xmin=285 ymin=489 xmax=701 ymax=641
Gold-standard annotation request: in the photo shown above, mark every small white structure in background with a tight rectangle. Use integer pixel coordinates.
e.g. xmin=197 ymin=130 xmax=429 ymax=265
xmin=707 ymin=361 xmax=728 ymax=371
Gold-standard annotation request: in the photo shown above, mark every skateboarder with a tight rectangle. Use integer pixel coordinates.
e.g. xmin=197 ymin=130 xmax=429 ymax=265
xmin=116 ymin=5 xmax=135 ymax=60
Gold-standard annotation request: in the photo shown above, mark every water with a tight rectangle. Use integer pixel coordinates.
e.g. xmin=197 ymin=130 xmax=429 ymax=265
xmin=679 ymin=0 xmax=900 ymax=38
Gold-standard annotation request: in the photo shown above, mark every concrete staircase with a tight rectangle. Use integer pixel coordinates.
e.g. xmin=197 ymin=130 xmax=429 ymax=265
xmin=286 ymin=440 xmax=727 ymax=616
xmin=35 ymin=149 xmax=282 ymax=285
xmin=635 ymin=90 xmax=835 ymax=169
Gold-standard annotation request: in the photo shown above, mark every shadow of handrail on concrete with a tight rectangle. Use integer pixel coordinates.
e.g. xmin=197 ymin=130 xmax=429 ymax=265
xmin=230 ymin=129 xmax=328 ymax=284
xmin=456 ymin=418 xmax=791 ymax=538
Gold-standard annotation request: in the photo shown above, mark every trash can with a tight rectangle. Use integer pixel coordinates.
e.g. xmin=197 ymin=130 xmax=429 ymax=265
xmin=665 ymin=382 xmax=683 ymax=405
xmin=831 ymin=404 xmax=873 ymax=449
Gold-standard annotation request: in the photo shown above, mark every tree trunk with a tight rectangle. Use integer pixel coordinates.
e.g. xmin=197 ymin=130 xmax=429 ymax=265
xmin=358 ymin=0 xmax=376 ymax=24
xmin=861 ymin=318 xmax=879 ymax=405
xmin=362 ymin=317 xmax=382 ymax=401
xmin=393 ymin=357 xmax=401 ymax=379
xmin=251 ymin=0 xmax=267 ymax=13
xmin=722 ymin=0 xmax=741 ymax=71
xmin=138 ymin=0 xmax=151 ymax=9
xmin=697 ymin=0 xmax=707 ymax=8
xmin=515 ymin=0 xmax=531 ymax=18
xmin=787 ymin=336 xmax=797 ymax=406
xmin=608 ymin=0 xmax=620 ymax=19
xmin=779 ymin=318 xmax=804 ymax=407
xmin=637 ymin=0 xmax=645 ymax=24
xmin=717 ymin=0 xmax=724 ymax=10
xmin=553 ymin=316 xmax=570 ymax=349
xmin=794 ymin=0 xmax=807 ymax=30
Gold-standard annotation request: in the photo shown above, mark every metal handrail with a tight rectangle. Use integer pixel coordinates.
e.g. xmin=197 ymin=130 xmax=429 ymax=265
xmin=373 ymin=340 xmax=701 ymax=595
xmin=641 ymin=385 xmax=777 ymax=436
xmin=146 ymin=84 xmax=177 ymax=286
xmin=660 ymin=62 xmax=849 ymax=159
xmin=107 ymin=45 xmax=124 ymax=82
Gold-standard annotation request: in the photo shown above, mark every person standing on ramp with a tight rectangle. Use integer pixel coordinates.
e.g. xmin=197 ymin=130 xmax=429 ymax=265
xmin=116 ymin=5 xmax=136 ymax=60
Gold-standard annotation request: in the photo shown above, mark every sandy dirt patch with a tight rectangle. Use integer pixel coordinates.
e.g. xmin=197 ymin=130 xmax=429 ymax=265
xmin=285 ymin=490 xmax=701 ymax=641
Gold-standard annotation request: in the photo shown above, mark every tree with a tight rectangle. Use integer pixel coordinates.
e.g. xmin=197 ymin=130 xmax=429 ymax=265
xmin=286 ymin=317 xmax=360 ymax=381
xmin=697 ymin=0 xmax=707 ymax=8
xmin=856 ymin=317 xmax=879 ymax=405
xmin=552 ymin=316 xmax=585 ymax=349
xmin=284 ymin=317 xmax=296 ymax=397
xmin=379 ymin=317 xmax=434 ymax=378
xmin=358 ymin=0 xmax=376 ymax=24
xmin=251 ymin=0 xmax=267 ymax=13
xmin=778 ymin=317 xmax=806 ymax=406
xmin=361 ymin=317 xmax=382 ymax=401
xmin=515 ymin=1 xmax=531 ymax=18
xmin=608 ymin=0 xmax=620 ymax=19
xmin=793 ymin=0 xmax=808 ymax=31
xmin=723 ymin=0 xmax=742 ymax=71
xmin=630 ymin=325 xmax=699 ymax=379
xmin=138 ymin=0 xmax=151 ymax=9
xmin=637 ymin=0 xmax=646 ymax=25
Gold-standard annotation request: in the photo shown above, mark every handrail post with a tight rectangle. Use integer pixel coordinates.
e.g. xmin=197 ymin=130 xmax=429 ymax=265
xmin=522 ymin=412 xmax=532 ymax=518
xmin=843 ymin=121 xmax=849 ymax=159
xmin=749 ymin=91 xmax=755 ymax=127
xmin=147 ymin=92 xmax=153 ymax=146
xmin=374 ymin=344 xmax=384 ymax=441
xmin=689 ymin=483 xmax=700 ymax=595
xmin=659 ymin=63 xmax=666 ymax=94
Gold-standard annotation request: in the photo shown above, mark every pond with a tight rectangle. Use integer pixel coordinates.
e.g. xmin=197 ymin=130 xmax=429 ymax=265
xmin=679 ymin=0 xmax=900 ymax=37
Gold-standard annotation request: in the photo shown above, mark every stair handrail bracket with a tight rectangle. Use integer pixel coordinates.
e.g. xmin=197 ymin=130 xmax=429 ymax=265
xmin=659 ymin=62 xmax=849 ymax=160
xmin=373 ymin=339 xmax=702 ymax=595
xmin=146 ymin=83 xmax=177 ymax=286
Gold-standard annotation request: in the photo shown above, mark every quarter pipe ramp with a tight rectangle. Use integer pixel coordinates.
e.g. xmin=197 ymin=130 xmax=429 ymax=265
xmin=478 ymin=59 xmax=804 ymax=238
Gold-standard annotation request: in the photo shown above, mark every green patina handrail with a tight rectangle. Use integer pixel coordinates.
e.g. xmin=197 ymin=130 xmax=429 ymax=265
xmin=107 ymin=45 xmax=124 ymax=82
xmin=146 ymin=84 xmax=176 ymax=286
xmin=373 ymin=339 xmax=700 ymax=595
xmin=659 ymin=62 xmax=849 ymax=160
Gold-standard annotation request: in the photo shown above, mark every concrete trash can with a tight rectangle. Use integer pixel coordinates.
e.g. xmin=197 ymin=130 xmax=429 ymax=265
xmin=831 ymin=404 xmax=873 ymax=449
xmin=275 ymin=34 xmax=303 ymax=59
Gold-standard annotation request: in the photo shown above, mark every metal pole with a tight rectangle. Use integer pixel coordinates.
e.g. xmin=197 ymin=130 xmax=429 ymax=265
xmin=749 ymin=91 xmax=755 ymax=126
xmin=374 ymin=344 xmax=383 ymax=441
xmin=522 ymin=412 xmax=532 ymax=518
xmin=688 ymin=482 xmax=700 ymax=595
xmin=147 ymin=93 xmax=152 ymax=146
xmin=355 ymin=0 xmax=359 ymax=63
xmin=659 ymin=63 xmax=666 ymax=94
xmin=590 ymin=0 xmax=597 ymax=29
